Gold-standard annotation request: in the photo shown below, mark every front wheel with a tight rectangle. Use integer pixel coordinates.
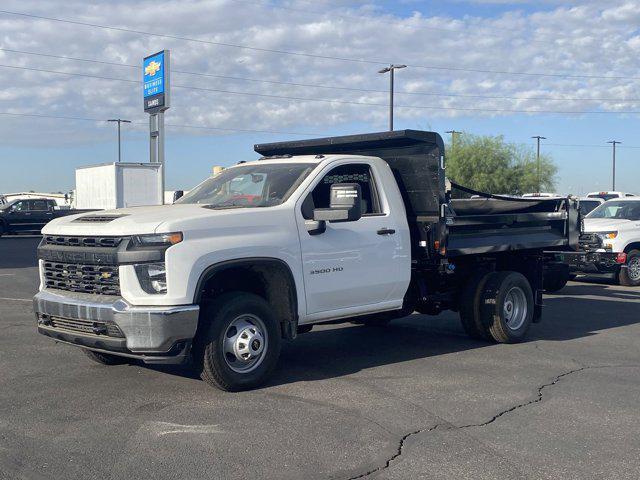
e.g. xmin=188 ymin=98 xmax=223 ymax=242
xmin=480 ymin=271 xmax=534 ymax=343
xmin=619 ymin=250 xmax=640 ymax=287
xmin=195 ymin=292 xmax=282 ymax=392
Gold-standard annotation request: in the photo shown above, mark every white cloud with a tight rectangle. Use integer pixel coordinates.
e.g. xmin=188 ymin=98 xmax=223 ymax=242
xmin=0 ymin=0 xmax=638 ymax=145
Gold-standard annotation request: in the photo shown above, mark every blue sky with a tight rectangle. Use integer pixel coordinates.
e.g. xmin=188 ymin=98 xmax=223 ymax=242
xmin=1 ymin=0 xmax=639 ymax=196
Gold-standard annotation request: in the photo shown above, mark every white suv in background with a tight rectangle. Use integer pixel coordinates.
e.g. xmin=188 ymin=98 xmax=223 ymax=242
xmin=562 ymin=199 xmax=640 ymax=286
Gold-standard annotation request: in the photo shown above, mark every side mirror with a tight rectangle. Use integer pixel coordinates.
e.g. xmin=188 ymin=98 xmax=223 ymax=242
xmin=313 ymin=183 xmax=362 ymax=223
xmin=172 ymin=190 xmax=184 ymax=203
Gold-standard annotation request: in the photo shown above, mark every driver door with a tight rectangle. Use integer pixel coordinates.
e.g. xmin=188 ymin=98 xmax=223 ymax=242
xmin=8 ymin=201 xmax=31 ymax=231
xmin=296 ymin=161 xmax=407 ymax=318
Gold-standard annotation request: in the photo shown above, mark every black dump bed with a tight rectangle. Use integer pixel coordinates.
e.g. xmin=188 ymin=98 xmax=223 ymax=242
xmin=255 ymin=130 xmax=580 ymax=258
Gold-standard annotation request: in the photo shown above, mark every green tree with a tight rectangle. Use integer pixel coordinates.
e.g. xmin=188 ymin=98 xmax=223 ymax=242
xmin=446 ymin=133 xmax=557 ymax=195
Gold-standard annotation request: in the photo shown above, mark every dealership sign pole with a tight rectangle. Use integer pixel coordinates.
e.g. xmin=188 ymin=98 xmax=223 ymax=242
xmin=143 ymin=50 xmax=170 ymax=203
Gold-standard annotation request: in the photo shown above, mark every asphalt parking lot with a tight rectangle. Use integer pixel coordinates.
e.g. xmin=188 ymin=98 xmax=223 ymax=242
xmin=1 ymin=236 xmax=639 ymax=480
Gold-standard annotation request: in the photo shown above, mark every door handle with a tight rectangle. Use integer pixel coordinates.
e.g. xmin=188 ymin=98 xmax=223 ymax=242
xmin=377 ymin=228 xmax=396 ymax=235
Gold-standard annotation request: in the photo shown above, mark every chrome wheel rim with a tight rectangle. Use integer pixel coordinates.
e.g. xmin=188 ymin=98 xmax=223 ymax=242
xmin=222 ymin=314 xmax=267 ymax=373
xmin=628 ymin=257 xmax=640 ymax=282
xmin=503 ymin=286 xmax=527 ymax=331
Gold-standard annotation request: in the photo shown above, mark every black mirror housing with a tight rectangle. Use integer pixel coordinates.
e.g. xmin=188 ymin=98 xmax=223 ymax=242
xmin=313 ymin=183 xmax=362 ymax=223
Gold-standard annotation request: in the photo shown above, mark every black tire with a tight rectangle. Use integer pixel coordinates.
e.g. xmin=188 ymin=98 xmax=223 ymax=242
xmin=479 ymin=271 xmax=534 ymax=343
xmin=459 ymin=271 xmax=494 ymax=340
xmin=83 ymin=349 xmax=128 ymax=365
xmin=194 ymin=292 xmax=281 ymax=392
xmin=619 ymin=250 xmax=640 ymax=287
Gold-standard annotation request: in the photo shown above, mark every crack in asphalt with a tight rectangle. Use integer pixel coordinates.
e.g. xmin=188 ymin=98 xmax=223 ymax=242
xmin=347 ymin=424 xmax=442 ymax=480
xmin=459 ymin=366 xmax=587 ymax=428
xmin=346 ymin=365 xmax=634 ymax=479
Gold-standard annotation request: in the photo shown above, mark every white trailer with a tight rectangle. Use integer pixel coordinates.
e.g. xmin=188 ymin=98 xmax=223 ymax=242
xmin=75 ymin=163 xmax=163 ymax=210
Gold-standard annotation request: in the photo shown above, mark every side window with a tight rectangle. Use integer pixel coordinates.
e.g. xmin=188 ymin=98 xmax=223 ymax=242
xmin=31 ymin=200 xmax=49 ymax=211
xmin=12 ymin=201 xmax=26 ymax=212
xmin=302 ymin=163 xmax=381 ymax=219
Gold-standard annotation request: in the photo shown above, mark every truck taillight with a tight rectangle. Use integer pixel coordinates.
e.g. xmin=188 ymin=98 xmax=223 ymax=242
xmin=616 ymin=253 xmax=627 ymax=264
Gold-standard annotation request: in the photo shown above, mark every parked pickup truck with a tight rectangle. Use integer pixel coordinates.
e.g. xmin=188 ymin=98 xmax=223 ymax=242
xmin=0 ymin=198 xmax=89 ymax=237
xmin=33 ymin=130 xmax=580 ymax=391
xmin=558 ymin=198 xmax=640 ymax=286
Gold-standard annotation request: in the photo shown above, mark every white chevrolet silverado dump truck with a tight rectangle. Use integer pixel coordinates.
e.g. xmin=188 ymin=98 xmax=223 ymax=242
xmin=34 ymin=131 xmax=580 ymax=391
xmin=559 ymin=198 xmax=640 ymax=286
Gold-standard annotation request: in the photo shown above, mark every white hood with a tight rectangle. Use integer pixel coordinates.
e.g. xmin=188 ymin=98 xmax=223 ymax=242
xmin=42 ymin=204 xmax=220 ymax=236
xmin=583 ymin=217 xmax=630 ymax=232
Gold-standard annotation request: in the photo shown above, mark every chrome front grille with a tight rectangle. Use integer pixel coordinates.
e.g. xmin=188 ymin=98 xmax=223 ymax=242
xmin=43 ymin=261 xmax=120 ymax=295
xmin=38 ymin=314 xmax=124 ymax=337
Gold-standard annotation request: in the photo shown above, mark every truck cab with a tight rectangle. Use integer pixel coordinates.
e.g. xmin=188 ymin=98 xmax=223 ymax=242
xmin=33 ymin=130 xmax=580 ymax=391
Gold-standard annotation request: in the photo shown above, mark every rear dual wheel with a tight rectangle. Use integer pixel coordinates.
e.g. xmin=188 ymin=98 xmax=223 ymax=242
xmin=459 ymin=271 xmax=534 ymax=343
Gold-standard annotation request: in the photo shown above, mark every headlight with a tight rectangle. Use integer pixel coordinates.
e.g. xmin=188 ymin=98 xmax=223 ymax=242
xmin=132 ymin=232 xmax=183 ymax=247
xmin=135 ymin=262 xmax=167 ymax=294
xmin=596 ymin=231 xmax=618 ymax=240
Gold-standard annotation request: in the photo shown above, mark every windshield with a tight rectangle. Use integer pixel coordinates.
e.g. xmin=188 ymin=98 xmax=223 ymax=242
xmin=176 ymin=163 xmax=314 ymax=208
xmin=587 ymin=201 xmax=640 ymax=220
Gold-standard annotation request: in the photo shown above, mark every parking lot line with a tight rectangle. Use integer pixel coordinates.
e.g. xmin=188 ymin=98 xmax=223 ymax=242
xmin=0 ymin=297 xmax=32 ymax=303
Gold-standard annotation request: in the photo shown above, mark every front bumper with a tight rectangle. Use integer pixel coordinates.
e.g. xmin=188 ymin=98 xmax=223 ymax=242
xmin=559 ymin=251 xmax=625 ymax=275
xmin=34 ymin=289 xmax=199 ymax=364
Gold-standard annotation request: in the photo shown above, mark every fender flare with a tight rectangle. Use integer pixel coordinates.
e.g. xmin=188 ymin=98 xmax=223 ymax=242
xmin=193 ymin=257 xmax=300 ymax=338
xmin=623 ymin=242 xmax=640 ymax=254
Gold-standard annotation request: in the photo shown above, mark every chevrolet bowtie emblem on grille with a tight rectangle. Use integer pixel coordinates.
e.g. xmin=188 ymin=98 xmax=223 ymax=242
xmin=145 ymin=60 xmax=161 ymax=76
xmin=101 ymin=272 xmax=113 ymax=279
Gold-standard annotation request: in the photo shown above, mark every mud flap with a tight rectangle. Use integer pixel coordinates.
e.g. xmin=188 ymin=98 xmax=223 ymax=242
xmin=533 ymin=289 xmax=543 ymax=323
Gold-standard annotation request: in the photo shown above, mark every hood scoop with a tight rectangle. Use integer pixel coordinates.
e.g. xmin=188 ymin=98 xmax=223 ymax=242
xmin=73 ymin=214 xmax=129 ymax=223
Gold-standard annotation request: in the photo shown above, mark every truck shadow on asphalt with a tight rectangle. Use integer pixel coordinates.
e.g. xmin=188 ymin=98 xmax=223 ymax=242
xmin=151 ymin=283 xmax=640 ymax=387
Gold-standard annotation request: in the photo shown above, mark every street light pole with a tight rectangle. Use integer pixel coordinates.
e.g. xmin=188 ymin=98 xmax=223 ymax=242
xmin=378 ymin=64 xmax=406 ymax=131
xmin=531 ymin=135 xmax=546 ymax=192
xmin=446 ymin=130 xmax=462 ymax=148
xmin=108 ymin=119 xmax=132 ymax=163
xmin=607 ymin=140 xmax=621 ymax=191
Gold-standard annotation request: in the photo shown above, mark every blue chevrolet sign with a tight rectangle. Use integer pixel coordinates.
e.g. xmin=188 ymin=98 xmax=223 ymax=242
xmin=143 ymin=50 xmax=170 ymax=112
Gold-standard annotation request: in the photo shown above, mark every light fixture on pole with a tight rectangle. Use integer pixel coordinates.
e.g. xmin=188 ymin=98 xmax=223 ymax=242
xmin=378 ymin=64 xmax=406 ymax=131
xmin=446 ymin=130 xmax=462 ymax=148
xmin=607 ymin=140 xmax=621 ymax=191
xmin=531 ymin=136 xmax=546 ymax=192
xmin=107 ymin=119 xmax=131 ymax=163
